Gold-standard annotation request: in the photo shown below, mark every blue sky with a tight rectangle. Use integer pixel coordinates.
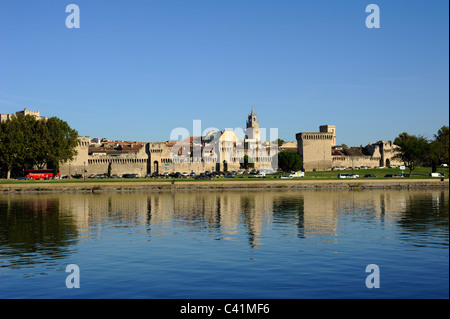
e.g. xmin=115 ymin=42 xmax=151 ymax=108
xmin=0 ymin=0 xmax=448 ymax=146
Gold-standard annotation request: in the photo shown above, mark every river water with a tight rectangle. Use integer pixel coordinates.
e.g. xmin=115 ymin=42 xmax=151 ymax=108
xmin=0 ymin=189 xmax=448 ymax=299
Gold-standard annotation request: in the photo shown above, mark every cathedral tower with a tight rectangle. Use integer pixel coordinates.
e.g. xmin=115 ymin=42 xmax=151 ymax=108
xmin=245 ymin=106 xmax=260 ymax=140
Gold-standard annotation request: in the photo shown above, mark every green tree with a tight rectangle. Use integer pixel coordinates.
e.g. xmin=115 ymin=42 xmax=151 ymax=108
xmin=107 ymin=162 xmax=112 ymax=178
xmin=35 ymin=117 xmax=79 ymax=170
xmin=0 ymin=117 xmax=25 ymax=179
xmin=434 ymin=126 xmax=449 ymax=162
xmin=278 ymin=151 xmax=302 ymax=173
xmin=240 ymin=155 xmax=255 ymax=170
xmin=427 ymin=126 xmax=449 ymax=172
xmin=276 ymin=138 xmax=285 ymax=147
xmin=393 ymin=133 xmax=429 ymax=176
xmin=0 ymin=114 xmax=78 ymax=179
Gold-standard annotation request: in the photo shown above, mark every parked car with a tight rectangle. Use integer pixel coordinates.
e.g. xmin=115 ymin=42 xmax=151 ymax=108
xmin=252 ymin=172 xmax=266 ymax=178
xmin=364 ymin=174 xmax=377 ymax=178
xmin=171 ymin=172 xmax=182 ymax=178
xmin=384 ymin=174 xmax=403 ymax=178
xmin=338 ymin=173 xmax=358 ymax=178
xmin=93 ymin=174 xmax=107 ymax=179
xmin=195 ymin=174 xmax=213 ymax=180
xmin=189 ymin=172 xmax=196 ymax=177
xmin=224 ymin=174 xmax=235 ymax=178
xmin=279 ymin=175 xmax=292 ymax=179
xmin=123 ymin=173 xmax=139 ymax=178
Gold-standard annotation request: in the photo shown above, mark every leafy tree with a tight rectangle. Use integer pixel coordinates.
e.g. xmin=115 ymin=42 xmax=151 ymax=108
xmin=240 ymin=155 xmax=255 ymax=170
xmin=434 ymin=126 xmax=449 ymax=162
xmin=0 ymin=117 xmax=25 ymax=179
xmin=0 ymin=114 xmax=78 ymax=179
xmin=426 ymin=126 xmax=449 ymax=172
xmin=37 ymin=117 xmax=78 ymax=169
xmin=107 ymin=162 xmax=112 ymax=178
xmin=393 ymin=133 xmax=429 ymax=176
xmin=275 ymin=138 xmax=285 ymax=147
xmin=278 ymin=151 xmax=302 ymax=173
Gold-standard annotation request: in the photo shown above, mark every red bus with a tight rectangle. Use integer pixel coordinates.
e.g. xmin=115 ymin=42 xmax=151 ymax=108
xmin=24 ymin=169 xmax=61 ymax=180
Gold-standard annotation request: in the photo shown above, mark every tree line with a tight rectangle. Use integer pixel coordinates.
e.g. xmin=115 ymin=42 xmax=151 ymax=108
xmin=394 ymin=125 xmax=449 ymax=175
xmin=0 ymin=114 xmax=78 ymax=179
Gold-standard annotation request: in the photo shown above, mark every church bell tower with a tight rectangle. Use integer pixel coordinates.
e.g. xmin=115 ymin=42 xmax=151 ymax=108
xmin=246 ymin=106 xmax=260 ymax=141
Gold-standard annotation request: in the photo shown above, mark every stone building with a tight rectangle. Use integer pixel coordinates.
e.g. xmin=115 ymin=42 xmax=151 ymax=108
xmin=0 ymin=107 xmax=48 ymax=122
xmin=60 ymin=109 xmax=277 ymax=177
xmin=60 ymin=138 xmax=150 ymax=177
xmin=296 ymin=126 xmax=336 ymax=171
xmin=296 ymin=125 xmax=402 ymax=171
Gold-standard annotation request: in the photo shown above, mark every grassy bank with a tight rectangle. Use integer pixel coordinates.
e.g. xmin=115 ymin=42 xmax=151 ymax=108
xmin=0 ymin=167 xmax=448 ymax=194
xmin=0 ymin=166 xmax=447 ymax=185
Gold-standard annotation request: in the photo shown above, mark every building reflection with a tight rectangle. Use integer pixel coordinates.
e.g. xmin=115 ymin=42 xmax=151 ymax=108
xmin=0 ymin=189 xmax=448 ymax=257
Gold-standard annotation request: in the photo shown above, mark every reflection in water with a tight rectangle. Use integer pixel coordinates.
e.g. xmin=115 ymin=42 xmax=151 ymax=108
xmin=0 ymin=190 xmax=448 ymax=268
xmin=0 ymin=197 xmax=78 ymax=273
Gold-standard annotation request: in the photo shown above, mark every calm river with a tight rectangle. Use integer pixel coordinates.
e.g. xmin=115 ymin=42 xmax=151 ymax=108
xmin=0 ymin=189 xmax=448 ymax=299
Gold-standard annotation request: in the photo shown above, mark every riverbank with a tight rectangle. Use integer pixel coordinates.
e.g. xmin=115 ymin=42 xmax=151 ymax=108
xmin=0 ymin=178 xmax=448 ymax=193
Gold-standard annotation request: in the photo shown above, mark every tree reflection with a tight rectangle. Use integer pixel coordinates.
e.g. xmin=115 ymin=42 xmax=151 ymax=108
xmin=397 ymin=191 xmax=449 ymax=235
xmin=272 ymin=196 xmax=305 ymax=238
xmin=0 ymin=197 xmax=78 ymax=269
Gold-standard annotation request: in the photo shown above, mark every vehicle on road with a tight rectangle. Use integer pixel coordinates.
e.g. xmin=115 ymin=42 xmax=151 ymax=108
xmin=195 ymin=173 xmax=213 ymax=180
xmin=289 ymin=171 xmax=304 ymax=178
xmin=429 ymin=172 xmax=445 ymax=177
xmin=338 ymin=173 xmax=359 ymax=178
xmin=123 ymin=173 xmax=139 ymax=178
xmin=252 ymin=172 xmax=266 ymax=178
xmin=93 ymin=174 xmax=107 ymax=179
xmin=384 ymin=174 xmax=404 ymax=178
xmin=24 ymin=169 xmax=60 ymax=180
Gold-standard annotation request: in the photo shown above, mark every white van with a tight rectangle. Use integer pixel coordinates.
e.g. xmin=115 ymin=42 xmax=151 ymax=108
xmin=429 ymin=173 xmax=445 ymax=177
xmin=289 ymin=171 xmax=305 ymax=178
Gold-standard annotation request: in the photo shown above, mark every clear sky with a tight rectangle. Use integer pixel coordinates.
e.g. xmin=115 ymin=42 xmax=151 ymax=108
xmin=0 ymin=0 xmax=448 ymax=146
